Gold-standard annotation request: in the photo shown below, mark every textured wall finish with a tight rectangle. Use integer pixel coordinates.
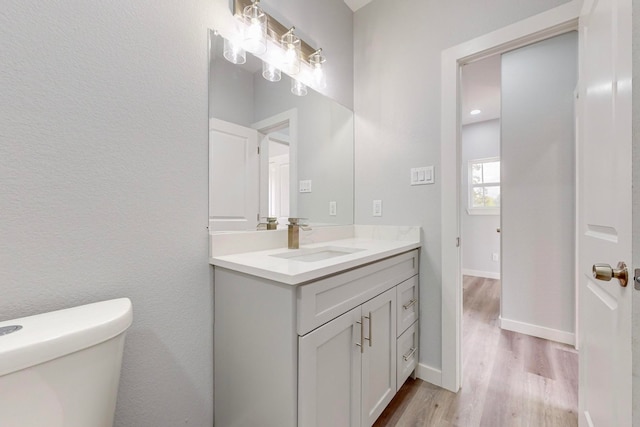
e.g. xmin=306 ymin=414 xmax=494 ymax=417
xmin=0 ymin=1 xmax=353 ymax=426
xmin=353 ymin=0 xmax=572 ymax=368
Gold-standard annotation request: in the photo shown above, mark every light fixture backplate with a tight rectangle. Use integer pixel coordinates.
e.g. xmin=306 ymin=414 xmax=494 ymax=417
xmin=233 ymin=0 xmax=319 ymax=63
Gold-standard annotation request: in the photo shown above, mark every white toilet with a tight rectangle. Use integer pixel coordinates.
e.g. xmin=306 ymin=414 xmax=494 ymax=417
xmin=0 ymin=298 xmax=133 ymax=427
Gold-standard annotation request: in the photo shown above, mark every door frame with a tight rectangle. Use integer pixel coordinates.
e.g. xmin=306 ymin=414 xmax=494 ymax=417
xmin=439 ymin=1 xmax=581 ymax=392
xmin=251 ymin=108 xmax=299 ymax=220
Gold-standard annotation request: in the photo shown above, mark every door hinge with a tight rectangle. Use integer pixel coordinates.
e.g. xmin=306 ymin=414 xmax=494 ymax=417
xmin=456 ymin=237 xmax=460 ymax=247
xmin=634 ymin=268 xmax=640 ymax=291
xmin=257 ymin=146 xmax=260 ymax=155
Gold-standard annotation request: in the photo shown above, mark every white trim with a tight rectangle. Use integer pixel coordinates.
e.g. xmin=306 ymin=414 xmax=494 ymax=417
xmin=251 ymin=109 xmax=299 ymax=219
xmin=440 ymin=1 xmax=581 ymax=393
xmin=415 ymin=363 xmax=442 ymax=387
xmin=499 ymin=316 xmax=576 ymax=346
xmin=466 ymin=208 xmax=500 ymax=216
xmin=462 ymin=269 xmax=500 ymax=280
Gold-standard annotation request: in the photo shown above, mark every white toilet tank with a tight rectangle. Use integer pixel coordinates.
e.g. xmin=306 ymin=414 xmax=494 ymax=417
xmin=0 ymin=298 xmax=133 ymax=427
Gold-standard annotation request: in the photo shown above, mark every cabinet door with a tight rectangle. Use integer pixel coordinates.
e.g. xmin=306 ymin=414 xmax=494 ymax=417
xmin=361 ymin=288 xmax=397 ymax=426
xmin=299 ymin=307 xmax=362 ymax=427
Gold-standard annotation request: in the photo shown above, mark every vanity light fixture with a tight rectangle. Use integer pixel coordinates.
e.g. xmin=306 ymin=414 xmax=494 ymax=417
xmin=242 ymin=0 xmax=267 ymax=54
xmin=226 ymin=0 xmax=328 ymax=88
xmin=262 ymin=61 xmax=281 ymax=82
xmin=223 ymin=37 xmax=246 ymax=65
xmin=281 ymin=27 xmax=301 ymax=76
xmin=470 ymin=109 xmax=481 ymax=115
xmin=291 ymin=79 xmax=308 ymax=96
xmin=309 ymin=48 xmax=326 ymax=89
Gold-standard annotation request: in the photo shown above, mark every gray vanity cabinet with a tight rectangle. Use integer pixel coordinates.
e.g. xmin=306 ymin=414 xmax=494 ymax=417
xmin=298 ymin=287 xmax=397 ymax=427
xmin=214 ymin=249 xmax=419 ymax=427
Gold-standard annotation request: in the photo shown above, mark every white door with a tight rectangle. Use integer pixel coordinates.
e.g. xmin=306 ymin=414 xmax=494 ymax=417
xmin=209 ymin=118 xmax=259 ymax=231
xmin=268 ymin=154 xmax=290 ymax=219
xmin=298 ymin=307 xmax=362 ymax=427
xmin=578 ymin=0 xmax=632 ymax=424
xmin=361 ymin=288 xmax=397 ymax=427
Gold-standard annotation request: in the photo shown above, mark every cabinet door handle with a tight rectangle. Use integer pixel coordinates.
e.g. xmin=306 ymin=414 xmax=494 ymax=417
xmin=355 ymin=318 xmax=364 ymax=353
xmin=403 ymin=298 xmax=417 ymax=310
xmin=403 ymin=347 xmax=417 ymax=362
xmin=363 ymin=313 xmax=372 ymax=347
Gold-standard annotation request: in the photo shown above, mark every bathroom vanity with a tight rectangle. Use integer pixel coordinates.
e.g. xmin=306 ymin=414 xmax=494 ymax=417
xmin=211 ymin=234 xmax=420 ymax=427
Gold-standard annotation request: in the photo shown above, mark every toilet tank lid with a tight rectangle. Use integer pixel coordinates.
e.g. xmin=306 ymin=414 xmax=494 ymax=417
xmin=0 ymin=298 xmax=132 ymax=377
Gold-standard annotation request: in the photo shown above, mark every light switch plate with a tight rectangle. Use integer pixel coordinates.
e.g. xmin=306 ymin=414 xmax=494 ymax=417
xmin=373 ymin=200 xmax=382 ymax=217
xmin=410 ymin=166 xmax=435 ymax=185
xmin=329 ymin=201 xmax=337 ymax=216
xmin=299 ymin=180 xmax=312 ymax=193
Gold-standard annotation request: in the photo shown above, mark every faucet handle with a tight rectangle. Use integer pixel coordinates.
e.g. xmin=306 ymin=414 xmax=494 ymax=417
xmin=287 ymin=217 xmax=308 ymax=225
xmin=258 ymin=216 xmax=278 ymax=230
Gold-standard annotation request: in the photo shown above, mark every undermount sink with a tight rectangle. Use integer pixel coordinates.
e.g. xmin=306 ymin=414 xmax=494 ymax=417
xmin=270 ymin=246 xmax=365 ymax=262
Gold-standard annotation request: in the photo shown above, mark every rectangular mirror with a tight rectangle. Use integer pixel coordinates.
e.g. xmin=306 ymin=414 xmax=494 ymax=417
xmin=208 ymin=30 xmax=354 ymax=232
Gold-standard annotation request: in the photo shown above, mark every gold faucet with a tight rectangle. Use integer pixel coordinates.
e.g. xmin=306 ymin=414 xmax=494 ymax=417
xmin=287 ymin=218 xmax=312 ymax=249
xmin=257 ymin=217 xmax=278 ymax=231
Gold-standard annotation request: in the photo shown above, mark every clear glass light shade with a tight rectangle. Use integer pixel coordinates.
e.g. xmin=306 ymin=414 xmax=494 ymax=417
xmin=291 ymin=79 xmax=307 ymax=96
xmin=242 ymin=2 xmax=267 ymax=54
xmin=312 ymin=67 xmax=327 ymax=89
xmin=223 ymin=38 xmax=246 ymax=65
xmin=262 ymin=61 xmax=281 ymax=82
xmin=281 ymin=32 xmax=301 ymax=75
xmin=309 ymin=49 xmax=326 ymax=89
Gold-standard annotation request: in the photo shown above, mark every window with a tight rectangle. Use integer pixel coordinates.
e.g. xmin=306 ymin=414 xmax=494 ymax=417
xmin=468 ymin=157 xmax=500 ymax=214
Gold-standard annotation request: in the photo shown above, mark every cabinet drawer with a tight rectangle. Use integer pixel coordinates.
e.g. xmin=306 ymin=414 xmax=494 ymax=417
xmin=298 ymin=250 xmax=419 ymax=336
xmin=396 ymin=276 xmax=419 ymax=337
xmin=396 ymin=321 xmax=418 ymax=391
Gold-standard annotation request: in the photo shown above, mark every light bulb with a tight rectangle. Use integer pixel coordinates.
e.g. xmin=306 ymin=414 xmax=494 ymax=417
xmin=291 ymin=79 xmax=307 ymax=96
xmin=283 ymin=48 xmax=299 ymax=75
xmin=309 ymin=49 xmax=326 ymax=89
xmin=242 ymin=2 xmax=267 ymax=54
xmin=262 ymin=61 xmax=281 ymax=82
xmin=313 ymin=66 xmax=326 ymax=89
xmin=223 ymin=38 xmax=246 ymax=65
xmin=281 ymin=29 xmax=301 ymax=75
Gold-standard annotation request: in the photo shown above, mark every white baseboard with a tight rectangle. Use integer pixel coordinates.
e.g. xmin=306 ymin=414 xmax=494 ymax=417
xmin=416 ymin=363 xmax=442 ymax=387
xmin=462 ymin=269 xmax=501 ymax=280
xmin=499 ymin=316 xmax=575 ymax=346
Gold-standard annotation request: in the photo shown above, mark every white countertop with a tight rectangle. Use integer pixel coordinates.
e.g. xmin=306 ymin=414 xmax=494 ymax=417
xmin=209 ymin=237 xmax=420 ymax=285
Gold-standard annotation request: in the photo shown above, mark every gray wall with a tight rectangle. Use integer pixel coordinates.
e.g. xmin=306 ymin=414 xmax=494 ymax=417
xmin=500 ymin=32 xmax=577 ymax=335
xmin=210 ymin=57 xmax=255 ymax=126
xmin=461 ymin=120 xmax=501 ymax=277
xmin=353 ymin=0 xmax=572 ymax=369
xmin=254 ymin=75 xmax=354 ymax=225
xmin=0 ymin=1 xmax=353 ymax=426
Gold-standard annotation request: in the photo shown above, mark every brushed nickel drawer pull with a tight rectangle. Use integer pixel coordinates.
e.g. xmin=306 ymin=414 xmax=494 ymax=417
xmin=403 ymin=347 xmax=417 ymax=362
xmin=403 ymin=298 xmax=417 ymax=310
xmin=356 ymin=318 xmax=364 ymax=353
xmin=363 ymin=314 xmax=372 ymax=347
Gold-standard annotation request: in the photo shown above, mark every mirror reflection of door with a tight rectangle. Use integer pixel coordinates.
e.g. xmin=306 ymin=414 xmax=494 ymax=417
xmin=209 ymin=118 xmax=259 ymax=231
xmin=254 ymin=109 xmax=298 ymax=227
xmin=267 ymin=133 xmax=290 ymax=224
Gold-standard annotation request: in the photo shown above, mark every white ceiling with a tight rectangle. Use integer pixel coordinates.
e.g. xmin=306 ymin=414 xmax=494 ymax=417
xmin=461 ymin=54 xmax=501 ymax=125
xmin=343 ymin=0 xmax=374 ymax=12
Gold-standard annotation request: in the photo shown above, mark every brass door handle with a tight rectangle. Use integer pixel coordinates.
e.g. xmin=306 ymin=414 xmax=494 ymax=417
xmin=592 ymin=262 xmax=628 ymax=287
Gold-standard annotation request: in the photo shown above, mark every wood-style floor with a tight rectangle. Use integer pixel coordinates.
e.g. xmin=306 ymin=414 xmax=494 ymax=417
xmin=373 ymin=276 xmax=578 ymax=427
